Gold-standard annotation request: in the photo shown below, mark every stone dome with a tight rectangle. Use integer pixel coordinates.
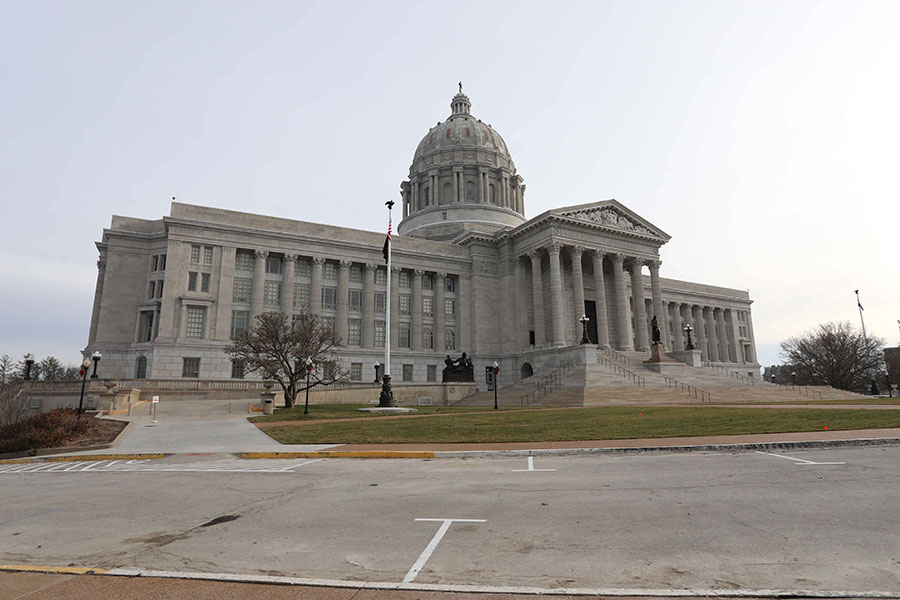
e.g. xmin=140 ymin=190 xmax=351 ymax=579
xmin=398 ymin=86 xmax=527 ymax=242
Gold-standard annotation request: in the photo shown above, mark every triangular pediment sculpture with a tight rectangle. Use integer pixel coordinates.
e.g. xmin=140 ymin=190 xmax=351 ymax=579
xmin=553 ymin=200 xmax=670 ymax=240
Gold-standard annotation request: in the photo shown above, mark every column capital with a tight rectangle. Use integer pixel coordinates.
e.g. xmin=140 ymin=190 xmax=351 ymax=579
xmin=413 ymin=268 xmax=426 ymax=277
xmin=391 ymin=266 xmax=402 ymax=274
xmin=311 ymin=256 xmax=324 ymax=266
xmin=364 ymin=263 xmax=378 ymax=272
xmin=221 ymin=246 xmax=236 ymax=255
xmin=527 ymin=249 xmax=543 ymax=262
xmin=609 ymin=252 xmax=625 ymax=265
xmin=284 ymin=253 xmax=297 ymax=263
xmin=97 ymin=258 xmax=107 ymax=270
xmin=646 ymin=259 xmax=661 ymax=270
xmin=436 ymin=271 xmax=447 ymax=279
xmin=588 ymin=248 xmax=604 ymax=261
xmin=255 ymin=250 xmax=269 ymax=259
xmin=339 ymin=259 xmax=352 ymax=269
xmin=569 ymin=245 xmax=585 ymax=259
xmin=627 ymin=256 xmax=644 ymax=271
xmin=546 ymin=241 xmax=562 ymax=255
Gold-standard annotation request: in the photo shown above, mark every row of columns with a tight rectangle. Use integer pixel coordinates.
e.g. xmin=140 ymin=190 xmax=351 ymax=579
xmin=401 ymin=170 xmax=524 ymax=215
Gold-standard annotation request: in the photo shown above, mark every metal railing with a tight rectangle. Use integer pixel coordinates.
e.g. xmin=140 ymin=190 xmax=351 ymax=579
xmin=768 ymin=382 xmax=824 ymax=401
xmin=114 ymin=379 xmax=276 ymax=391
xmin=519 ymin=357 xmax=581 ymax=407
xmin=701 ymin=363 xmax=754 ymax=386
xmin=663 ymin=376 xmax=711 ymax=403
xmin=597 ymin=355 xmax=646 ymax=386
xmin=599 ymin=347 xmax=635 ymax=365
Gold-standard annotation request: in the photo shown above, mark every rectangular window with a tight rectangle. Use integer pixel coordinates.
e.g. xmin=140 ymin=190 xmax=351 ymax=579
xmin=190 ymin=245 xmax=200 ymax=263
xmin=186 ymin=307 xmax=205 ymax=338
xmin=203 ymin=246 xmax=213 ymax=265
xmin=231 ymin=359 xmax=245 ymax=379
xmin=445 ymin=276 xmax=455 ymax=293
xmin=349 ymin=289 xmax=363 ymax=312
xmin=266 ymin=256 xmax=282 ymax=274
xmin=148 ymin=280 xmax=156 ymax=299
xmin=235 ymin=251 xmax=254 ymax=272
xmin=188 ymin=271 xmax=198 ymax=291
xmin=399 ymin=294 xmax=411 ymax=316
xmin=375 ymin=268 xmax=387 ymax=286
xmin=399 ymin=270 xmax=410 ymax=288
xmin=427 ymin=365 xmax=437 ymax=382
xmin=375 ymin=291 xmax=386 ymax=314
xmin=321 ymin=286 xmax=337 ymax=310
xmin=323 ymin=262 xmax=337 ymax=280
xmin=231 ymin=310 xmax=250 ymax=337
xmin=323 ymin=363 xmax=335 ymax=381
xmin=151 ymin=255 xmax=158 ymax=271
xmin=402 ymin=364 xmax=413 ymax=382
xmin=139 ymin=311 xmax=154 ymax=342
xmin=156 ymin=280 xmax=164 ymax=298
xmin=323 ymin=316 xmax=335 ymax=333
xmin=445 ymin=298 xmax=456 ymax=319
xmin=201 ymin=273 xmax=210 ymax=293
xmin=295 ymin=259 xmax=311 ymax=278
xmin=348 ymin=318 xmax=361 ymax=346
xmin=423 ymin=274 xmax=433 ymax=290
xmin=399 ymin=322 xmax=410 ymax=348
xmin=182 ymin=357 xmax=200 ymax=378
xmin=375 ymin=320 xmax=386 ymax=347
xmin=264 ymin=281 xmax=281 ymax=307
xmin=423 ymin=296 xmax=433 ymax=317
xmin=294 ymin=283 xmax=309 ymax=310
xmin=233 ymin=277 xmax=252 ymax=303
xmin=350 ymin=265 xmax=362 ymax=283
xmin=159 ymin=254 xmax=166 ymax=271
xmin=350 ymin=362 xmax=362 ymax=381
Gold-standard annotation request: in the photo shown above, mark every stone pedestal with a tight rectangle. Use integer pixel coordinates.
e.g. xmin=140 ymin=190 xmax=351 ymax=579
xmin=643 ymin=343 xmax=684 ymax=374
xmin=668 ymin=349 xmax=702 ymax=367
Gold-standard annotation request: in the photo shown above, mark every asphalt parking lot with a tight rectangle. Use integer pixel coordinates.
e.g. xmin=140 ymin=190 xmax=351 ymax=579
xmin=1 ymin=446 xmax=898 ymax=594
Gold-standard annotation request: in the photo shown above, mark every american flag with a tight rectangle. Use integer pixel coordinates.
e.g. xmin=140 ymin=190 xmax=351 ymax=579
xmin=381 ymin=222 xmax=391 ymax=264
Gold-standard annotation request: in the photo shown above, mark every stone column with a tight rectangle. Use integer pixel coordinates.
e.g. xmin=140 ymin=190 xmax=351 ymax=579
xmin=528 ymin=250 xmax=546 ymax=346
xmin=363 ymin=264 xmax=376 ymax=347
xmin=590 ymin=250 xmax=610 ymax=347
xmin=390 ymin=266 xmax=400 ymax=347
xmin=629 ymin=259 xmax=649 ymax=351
xmin=451 ymin=170 xmax=459 ymax=204
xmin=610 ymin=253 xmax=632 ymax=350
xmin=413 ymin=181 xmax=420 ymax=211
xmin=213 ymin=247 xmax=235 ymax=342
xmin=336 ymin=260 xmax=351 ymax=343
xmin=513 ymin=259 xmax=529 ymax=349
xmin=727 ymin=309 xmax=743 ymax=364
xmin=569 ymin=246 xmax=586 ymax=342
xmin=281 ymin=254 xmax=296 ymax=319
xmin=692 ymin=305 xmax=707 ymax=360
xmin=647 ymin=260 xmax=667 ymax=348
xmin=547 ymin=242 xmax=565 ymax=346
xmin=309 ymin=257 xmax=323 ymax=315
xmin=412 ymin=269 xmax=424 ymax=350
xmin=250 ymin=250 xmax=268 ymax=319
xmin=435 ymin=272 xmax=446 ymax=352
xmin=672 ymin=302 xmax=684 ymax=351
xmin=746 ymin=311 xmax=758 ymax=364
xmin=705 ymin=307 xmax=719 ymax=362
xmin=716 ymin=307 xmax=730 ymax=363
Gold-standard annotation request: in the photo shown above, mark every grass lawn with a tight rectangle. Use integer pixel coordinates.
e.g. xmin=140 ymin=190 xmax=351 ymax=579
xmin=258 ymin=405 xmax=900 ymax=444
xmin=250 ymin=404 xmax=511 ymax=423
xmin=729 ymin=398 xmax=900 ymax=406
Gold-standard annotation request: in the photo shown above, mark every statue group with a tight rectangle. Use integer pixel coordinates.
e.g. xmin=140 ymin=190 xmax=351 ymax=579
xmin=442 ymin=352 xmax=474 ymax=383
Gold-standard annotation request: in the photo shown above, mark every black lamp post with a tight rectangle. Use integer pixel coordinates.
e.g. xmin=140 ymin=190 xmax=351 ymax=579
xmin=90 ymin=351 xmax=102 ymax=379
xmin=492 ymin=361 xmax=499 ymax=410
xmin=791 ymin=371 xmax=797 ymax=386
xmin=77 ymin=358 xmax=92 ymax=420
xmin=23 ymin=357 xmax=34 ymax=381
xmin=886 ymin=373 xmax=893 ymax=398
xmin=304 ymin=357 xmax=313 ymax=415
xmin=770 ymin=373 xmax=776 ymax=384
xmin=684 ymin=324 xmax=695 ymax=350
xmin=373 ymin=361 xmax=381 ymax=383
xmin=579 ymin=314 xmax=590 ymax=344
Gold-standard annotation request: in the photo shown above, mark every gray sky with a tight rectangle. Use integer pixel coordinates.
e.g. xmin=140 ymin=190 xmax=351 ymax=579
xmin=2 ymin=0 xmax=898 ymax=369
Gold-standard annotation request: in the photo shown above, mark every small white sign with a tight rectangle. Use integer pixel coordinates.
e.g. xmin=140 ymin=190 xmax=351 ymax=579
xmin=152 ymin=395 xmax=159 ymax=404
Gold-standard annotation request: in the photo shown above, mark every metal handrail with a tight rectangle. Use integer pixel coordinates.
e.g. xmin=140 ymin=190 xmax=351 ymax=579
xmin=598 ymin=355 xmax=646 ymax=386
xmin=663 ymin=376 xmax=711 ymax=403
xmin=701 ymin=363 xmax=754 ymax=386
xmin=768 ymin=381 xmax=823 ymax=401
xmin=600 ymin=347 xmax=634 ymax=365
xmin=519 ymin=357 xmax=580 ymax=406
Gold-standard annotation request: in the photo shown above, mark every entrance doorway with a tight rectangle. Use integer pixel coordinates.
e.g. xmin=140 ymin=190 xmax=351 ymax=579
xmin=584 ymin=300 xmax=598 ymax=344
xmin=520 ymin=362 xmax=534 ymax=379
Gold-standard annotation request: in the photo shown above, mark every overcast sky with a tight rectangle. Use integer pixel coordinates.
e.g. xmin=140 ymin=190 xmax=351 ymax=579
xmin=2 ymin=0 xmax=898 ymax=369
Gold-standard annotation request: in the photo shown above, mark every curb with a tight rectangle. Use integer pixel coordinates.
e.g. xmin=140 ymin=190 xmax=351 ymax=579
xmin=0 ymin=453 xmax=167 ymax=465
xmin=241 ymin=450 xmax=435 ymax=459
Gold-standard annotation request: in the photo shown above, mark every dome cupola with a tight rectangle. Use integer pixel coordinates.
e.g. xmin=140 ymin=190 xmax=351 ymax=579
xmin=398 ymin=85 xmax=526 ymax=241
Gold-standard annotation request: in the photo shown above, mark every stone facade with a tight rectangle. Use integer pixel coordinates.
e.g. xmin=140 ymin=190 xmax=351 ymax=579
xmin=85 ymin=89 xmax=760 ymax=387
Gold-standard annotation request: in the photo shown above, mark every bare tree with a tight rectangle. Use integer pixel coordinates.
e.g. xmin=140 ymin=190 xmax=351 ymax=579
xmin=226 ymin=312 xmax=348 ymax=409
xmin=780 ymin=321 xmax=885 ymax=391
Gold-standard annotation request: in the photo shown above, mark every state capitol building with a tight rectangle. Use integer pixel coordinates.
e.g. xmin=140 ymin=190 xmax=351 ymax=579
xmin=86 ymin=88 xmax=760 ymax=388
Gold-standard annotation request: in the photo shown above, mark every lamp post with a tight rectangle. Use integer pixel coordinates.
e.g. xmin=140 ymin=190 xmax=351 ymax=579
xmin=791 ymin=371 xmax=796 ymax=387
xmin=90 ymin=351 xmax=102 ymax=379
xmin=770 ymin=373 xmax=776 ymax=384
xmin=492 ymin=361 xmax=499 ymax=410
xmin=373 ymin=361 xmax=381 ymax=383
xmin=77 ymin=358 xmax=92 ymax=420
xmin=579 ymin=314 xmax=590 ymax=344
xmin=23 ymin=357 xmax=34 ymax=380
xmin=304 ymin=357 xmax=313 ymax=415
xmin=684 ymin=324 xmax=695 ymax=350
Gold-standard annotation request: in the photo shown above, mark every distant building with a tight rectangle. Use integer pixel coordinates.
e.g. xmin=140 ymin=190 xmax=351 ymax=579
xmin=86 ymin=89 xmax=760 ymax=386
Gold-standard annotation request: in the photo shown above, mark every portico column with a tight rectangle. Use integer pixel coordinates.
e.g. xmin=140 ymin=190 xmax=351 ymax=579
xmin=309 ymin=257 xmax=323 ymax=315
xmin=528 ymin=250 xmax=546 ymax=345
xmin=336 ymin=260 xmax=351 ymax=343
xmin=693 ymin=305 xmax=708 ymax=360
xmin=250 ymin=250 xmax=268 ymax=319
xmin=390 ymin=266 xmax=401 ymax=347
xmin=412 ymin=269 xmax=424 ymax=350
xmin=281 ymin=254 xmax=296 ymax=319
xmin=569 ymin=246 xmax=586 ymax=342
xmin=590 ymin=250 xmax=610 ymax=347
xmin=547 ymin=242 xmax=565 ymax=346
xmin=629 ymin=259 xmax=649 ymax=351
xmin=435 ymin=272 xmax=446 ymax=352
xmin=672 ymin=302 xmax=684 ymax=351
xmin=648 ymin=260 xmax=667 ymax=348
xmin=363 ymin=264 xmax=376 ymax=347
xmin=716 ymin=307 xmax=730 ymax=363
xmin=727 ymin=309 xmax=742 ymax=364
xmin=513 ymin=259 xmax=529 ymax=349
xmin=610 ymin=253 xmax=633 ymax=350
xmin=706 ymin=307 xmax=719 ymax=362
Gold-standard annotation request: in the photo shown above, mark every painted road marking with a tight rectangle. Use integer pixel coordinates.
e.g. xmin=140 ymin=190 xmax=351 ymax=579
xmin=511 ymin=456 xmax=556 ymax=472
xmin=0 ymin=458 xmax=326 ymax=474
xmin=404 ymin=518 xmax=486 ymax=583
xmin=755 ymin=451 xmax=845 ymax=465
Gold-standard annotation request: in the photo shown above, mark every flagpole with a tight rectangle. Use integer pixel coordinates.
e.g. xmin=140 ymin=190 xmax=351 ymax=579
xmin=855 ymin=290 xmax=867 ymax=342
xmin=380 ymin=200 xmax=395 ymax=407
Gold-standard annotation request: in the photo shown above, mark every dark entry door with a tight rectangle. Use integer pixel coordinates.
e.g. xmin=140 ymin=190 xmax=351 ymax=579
xmin=584 ymin=300 xmax=598 ymax=344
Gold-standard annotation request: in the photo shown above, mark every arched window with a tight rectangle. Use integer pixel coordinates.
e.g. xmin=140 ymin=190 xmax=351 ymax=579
xmin=424 ymin=328 xmax=433 ymax=349
xmin=135 ymin=356 xmax=147 ymax=379
xmin=441 ymin=181 xmax=452 ymax=205
xmin=489 ymin=184 xmax=496 ymax=204
xmin=445 ymin=329 xmax=456 ymax=350
xmin=465 ymin=181 xmax=475 ymax=202
xmin=424 ymin=187 xmax=430 ymax=206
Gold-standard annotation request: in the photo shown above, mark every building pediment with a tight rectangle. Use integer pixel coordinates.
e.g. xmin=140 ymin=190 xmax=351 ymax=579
xmin=552 ymin=200 xmax=670 ymax=241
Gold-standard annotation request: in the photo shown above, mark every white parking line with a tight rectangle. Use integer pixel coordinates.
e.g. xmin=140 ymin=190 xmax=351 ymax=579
xmin=755 ymin=451 xmax=845 ymax=465
xmin=0 ymin=458 xmax=328 ymax=474
xmin=404 ymin=518 xmax=486 ymax=583
xmin=511 ymin=456 xmax=556 ymax=472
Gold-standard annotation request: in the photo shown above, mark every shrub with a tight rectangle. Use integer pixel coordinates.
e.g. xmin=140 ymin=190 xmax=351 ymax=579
xmin=0 ymin=408 xmax=90 ymax=454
